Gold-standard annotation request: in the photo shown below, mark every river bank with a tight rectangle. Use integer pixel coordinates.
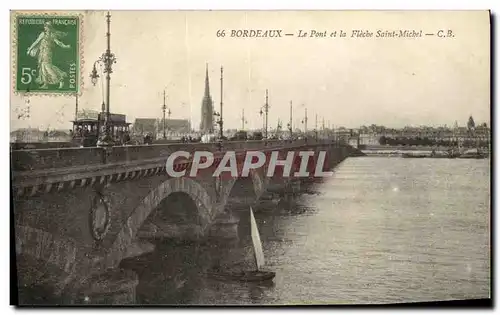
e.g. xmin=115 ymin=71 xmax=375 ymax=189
xmin=361 ymin=145 xmax=490 ymax=158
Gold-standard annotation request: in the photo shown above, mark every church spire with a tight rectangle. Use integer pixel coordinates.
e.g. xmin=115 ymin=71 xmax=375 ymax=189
xmin=200 ymin=63 xmax=214 ymax=133
xmin=204 ymin=63 xmax=210 ymax=98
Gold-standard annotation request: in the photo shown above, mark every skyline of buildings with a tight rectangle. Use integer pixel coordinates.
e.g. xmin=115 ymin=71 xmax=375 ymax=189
xmin=11 ymin=69 xmax=490 ymax=134
xmin=10 ymin=11 xmax=489 ymax=132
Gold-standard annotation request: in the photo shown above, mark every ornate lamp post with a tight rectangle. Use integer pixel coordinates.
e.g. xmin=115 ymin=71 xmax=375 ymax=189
xmin=259 ymin=108 xmax=264 ymax=132
xmin=259 ymin=89 xmax=270 ymax=139
xmin=212 ymin=67 xmax=224 ymax=141
xmin=314 ymin=114 xmax=318 ymax=140
xmin=219 ymin=66 xmax=224 ymax=139
xmin=90 ymin=62 xmax=99 ymax=86
xmin=89 ymin=11 xmax=117 ymax=146
xmin=161 ymin=89 xmax=171 ymax=139
xmin=213 ymin=111 xmax=221 ymax=134
xmin=213 ymin=110 xmax=222 ymax=150
xmin=241 ymin=109 xmax=248 ymax=130
xmin=301 ymin=106 xmax=308 ymax=135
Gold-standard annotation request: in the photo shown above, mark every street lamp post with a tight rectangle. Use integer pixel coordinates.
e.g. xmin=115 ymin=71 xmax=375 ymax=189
xmin=260 ymin=108 xmax=265 ymax=132
xmin=241 ymin=108 xmax=247 ymax=130
xmin=162 ymin=89 xmax=171 ymax=139
xmin=212 ymin=67 xmax=224 ymax=140
xmin=259 ymin=89 xmax=270 ymax=139
xmin=219 ymin=66 xmax=224 ymax=139
xmin=301 ymin=106 xmax=308 ymax=134
xmin=90 ymin=11 xmax=117 ymax=146
xmin=314 ymin=114 xmax=318 ymax=140
xmin=213 ymin=111 xmax=221 ymax=133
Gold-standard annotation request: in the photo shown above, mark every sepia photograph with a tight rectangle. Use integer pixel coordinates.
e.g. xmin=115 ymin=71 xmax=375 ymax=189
xmin=9 ymin=9 xmax=491 ymax=306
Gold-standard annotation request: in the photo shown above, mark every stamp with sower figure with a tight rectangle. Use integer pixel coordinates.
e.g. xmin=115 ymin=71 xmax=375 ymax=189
xmin=13 ymin=12 xmax=82 ymax=95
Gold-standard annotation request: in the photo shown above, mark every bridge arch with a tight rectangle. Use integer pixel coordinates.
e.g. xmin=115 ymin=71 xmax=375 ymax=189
xmin=212 ymin=169 xmax=268 ymax=267
xmin=104 ymin=177 xmax=213 ymax=269
xmin=221 ymin=169 xmax=266 ymax=210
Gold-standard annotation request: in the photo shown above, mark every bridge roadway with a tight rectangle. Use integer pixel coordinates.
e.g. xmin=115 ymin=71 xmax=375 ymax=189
xmin=11 ymin=139 xmax=359 ymax=304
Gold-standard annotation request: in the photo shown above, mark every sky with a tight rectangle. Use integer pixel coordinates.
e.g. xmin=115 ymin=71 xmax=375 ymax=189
xmin=10 ymin=10 xmax=490 ymax=131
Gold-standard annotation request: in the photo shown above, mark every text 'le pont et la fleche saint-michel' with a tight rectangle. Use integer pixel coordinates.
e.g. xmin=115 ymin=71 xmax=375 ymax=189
xmin=215 ymin=29 xmax=455 ymax=39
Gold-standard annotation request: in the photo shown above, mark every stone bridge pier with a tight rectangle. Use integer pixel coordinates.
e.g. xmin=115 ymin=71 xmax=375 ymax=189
xmin=11 ymin=140 xmax=359 ymax=304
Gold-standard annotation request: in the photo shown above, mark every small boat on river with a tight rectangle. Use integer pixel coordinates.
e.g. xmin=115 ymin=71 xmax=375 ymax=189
xmin=401 ymin=152 xmax=427 ymax=158
xmin=458 ymin=148 xmax=487 ymax=159
xmin=204 ymin=207 xmax=275 ymax=282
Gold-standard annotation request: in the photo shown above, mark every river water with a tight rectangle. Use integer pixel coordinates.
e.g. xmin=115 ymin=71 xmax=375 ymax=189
xmin=123 ymin=157 xmax=490 ymax=305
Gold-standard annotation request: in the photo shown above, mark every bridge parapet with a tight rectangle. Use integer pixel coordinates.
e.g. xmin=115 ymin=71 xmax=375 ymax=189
xmin=11 ymin=146 xmax=105 ymax=172
xmin=11 ymin=139 xmax=325 ymax=172
xmin=107 ymin=143 xmax=217 ymax=164
xmin=106 ymin=140 xmax=285 ymax=163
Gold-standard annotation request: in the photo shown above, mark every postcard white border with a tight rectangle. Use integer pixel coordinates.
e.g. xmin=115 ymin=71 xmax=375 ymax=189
xmin=3 ymin=1 xmax=497 ymax=315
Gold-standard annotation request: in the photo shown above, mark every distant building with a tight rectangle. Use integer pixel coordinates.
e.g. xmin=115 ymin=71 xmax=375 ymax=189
xmin=132 ymin=118 xmax=157 ymax=137
xmin=157 ymin=118 xmax=191 ymax=134
xmin=133 ymin=117 xmax=191 ymax=139
xmin=200 ymin=64 xmax=214 ymax=133
xmin=10 ymin=128 xmax=45 ymax=142
xmin=10 ymin=128 xmax=70 ymax=143
xmin=357 ymin=123 xmax=490 ymax=145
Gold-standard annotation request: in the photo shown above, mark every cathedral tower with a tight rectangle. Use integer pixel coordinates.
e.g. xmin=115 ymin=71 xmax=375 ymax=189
xmin=200 ymin=64 xmax=214 ymax=133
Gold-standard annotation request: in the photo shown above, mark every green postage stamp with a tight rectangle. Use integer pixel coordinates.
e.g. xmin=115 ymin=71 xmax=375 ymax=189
xmin=12 ymin=12 xmax=83 ymax=95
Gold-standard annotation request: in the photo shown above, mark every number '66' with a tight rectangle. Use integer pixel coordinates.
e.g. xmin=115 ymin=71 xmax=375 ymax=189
xmin=20 ymin=67 xmax=37 ymax=85
xmin=216 ymin=30 xmax=226 ymax=37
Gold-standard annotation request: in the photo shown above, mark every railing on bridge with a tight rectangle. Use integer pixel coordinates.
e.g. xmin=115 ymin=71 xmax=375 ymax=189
xmin=11 ymin=138 xmax=346 ymax=172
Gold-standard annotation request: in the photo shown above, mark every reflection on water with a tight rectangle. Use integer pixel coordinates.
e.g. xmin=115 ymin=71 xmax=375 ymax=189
xmin=122 ymin=157 xmax=490 ymax=305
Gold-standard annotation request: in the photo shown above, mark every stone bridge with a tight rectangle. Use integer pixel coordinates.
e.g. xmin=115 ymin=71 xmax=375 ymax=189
xmin=11 ymin=139 xmax=359 ymax=304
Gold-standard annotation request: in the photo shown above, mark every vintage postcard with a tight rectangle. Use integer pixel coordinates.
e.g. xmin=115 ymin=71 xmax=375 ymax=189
xmin=10 ymin=10 xmax=490 ymax=306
